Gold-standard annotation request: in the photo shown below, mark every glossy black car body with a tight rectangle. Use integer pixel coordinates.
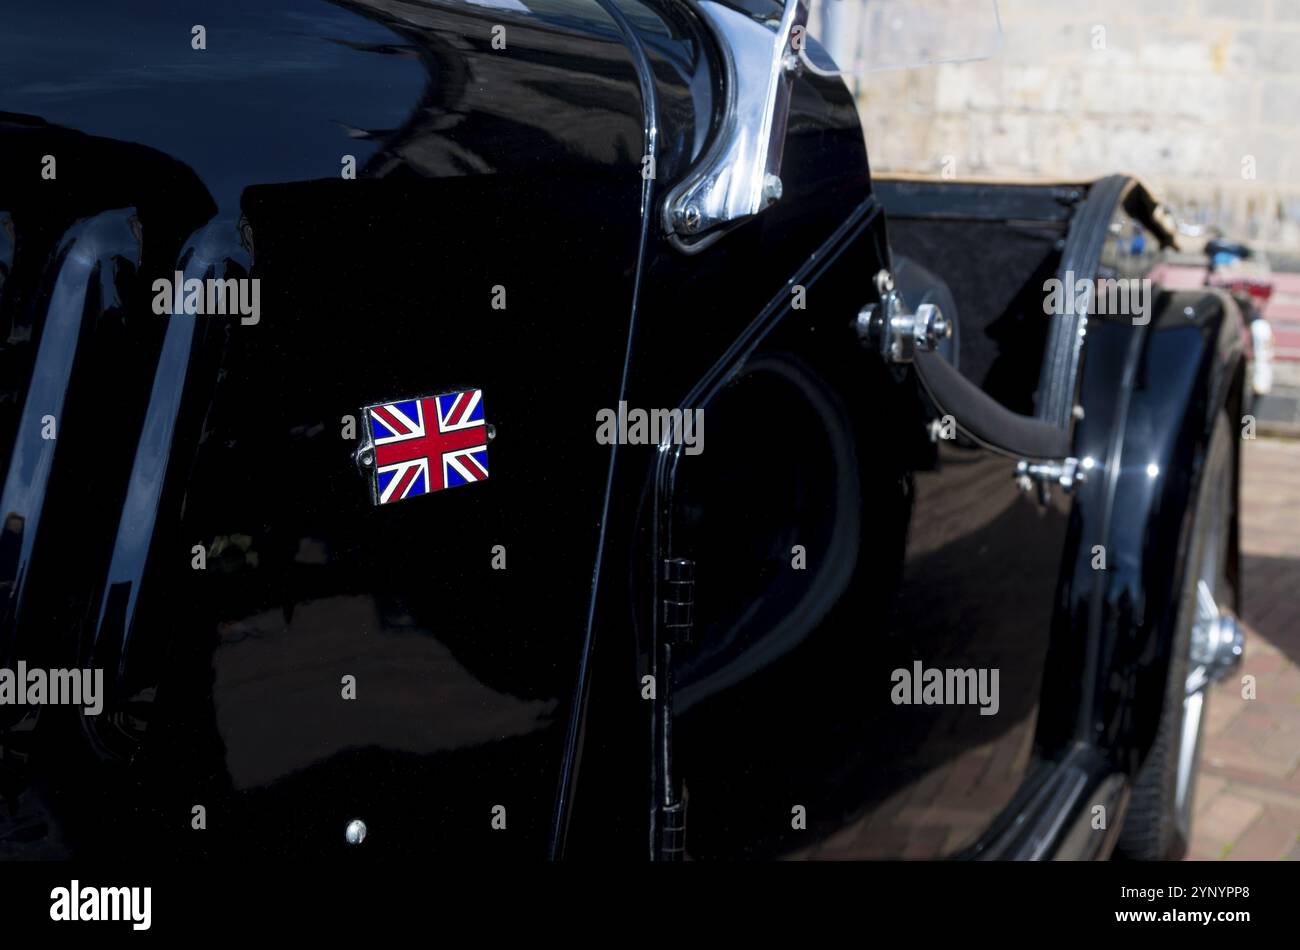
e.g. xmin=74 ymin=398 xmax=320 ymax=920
xmin=0 ymin=0 xmax=1243 ymax=860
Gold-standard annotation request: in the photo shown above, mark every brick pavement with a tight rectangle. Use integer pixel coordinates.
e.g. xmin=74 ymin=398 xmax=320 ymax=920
xmin=1188 ymin=437 xmax=1300 ymax=861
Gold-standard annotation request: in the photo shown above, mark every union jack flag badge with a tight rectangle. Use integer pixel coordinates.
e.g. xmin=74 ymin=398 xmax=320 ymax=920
xmin=359 ymin=389 xmax=491 ymax=505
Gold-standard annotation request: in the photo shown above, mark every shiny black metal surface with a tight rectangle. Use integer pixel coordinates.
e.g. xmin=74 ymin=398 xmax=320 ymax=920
xmin=2 ymin=0 xmax=660 ymax=858
xmin=0 ymin=0 xmax=1244 ymax=862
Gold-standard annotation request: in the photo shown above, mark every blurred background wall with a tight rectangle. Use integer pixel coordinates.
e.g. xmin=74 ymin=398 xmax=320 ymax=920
xmin=849 ymin=0 xmax=1300 ymax=259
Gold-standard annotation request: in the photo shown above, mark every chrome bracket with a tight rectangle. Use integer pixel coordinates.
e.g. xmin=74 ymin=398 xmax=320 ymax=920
xmin=855 ymin=269 xmax=952 ymax=364
xmin=1015 ymin=456 xmax=1084 ymax=504
xmin=663 ymin=0 xmax=808 ymax=252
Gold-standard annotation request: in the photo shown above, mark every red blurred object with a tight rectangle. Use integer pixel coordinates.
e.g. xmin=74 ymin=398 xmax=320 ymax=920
xmin=1220 ymin=277 xmax=1274 ymax=307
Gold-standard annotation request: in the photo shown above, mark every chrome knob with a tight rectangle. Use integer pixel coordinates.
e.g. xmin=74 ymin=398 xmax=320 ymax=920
xmin=914 ymin=303 xmax=951 ymax=352
xmin=857 ymin=276 xmax=951 ymax=365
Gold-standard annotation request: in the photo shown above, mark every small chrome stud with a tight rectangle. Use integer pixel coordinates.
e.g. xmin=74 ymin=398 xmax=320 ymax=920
xmin=345 ymin=819 xmax=367 ymax=845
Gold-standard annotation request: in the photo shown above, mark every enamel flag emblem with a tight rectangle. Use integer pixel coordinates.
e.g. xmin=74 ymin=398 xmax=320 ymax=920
xmin=359 ymin=389 xmax=490 ymax=505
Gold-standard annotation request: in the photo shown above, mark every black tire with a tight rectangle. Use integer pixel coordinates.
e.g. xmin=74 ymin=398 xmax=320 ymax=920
xmin=1115 ymin=411 xmax=1234 ymax=861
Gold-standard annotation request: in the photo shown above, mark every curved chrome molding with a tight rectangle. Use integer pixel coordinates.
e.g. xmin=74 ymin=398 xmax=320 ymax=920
xmin=663 ymin=0 xmax=808 ymax=253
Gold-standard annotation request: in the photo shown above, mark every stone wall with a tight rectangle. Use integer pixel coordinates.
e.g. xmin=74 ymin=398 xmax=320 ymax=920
xmin=849 ymin=0 xmax=1300 ymax=253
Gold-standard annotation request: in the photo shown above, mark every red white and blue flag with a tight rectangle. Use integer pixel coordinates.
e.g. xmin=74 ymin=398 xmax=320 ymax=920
xmin=364 ymin=389 xmax=489 ymax=505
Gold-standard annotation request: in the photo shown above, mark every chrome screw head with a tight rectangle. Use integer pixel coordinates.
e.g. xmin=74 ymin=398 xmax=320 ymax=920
xmin=682 ymin=205 xmax=702 ymax=233
xmin=763 ymin=174 xmax=784 ymax=203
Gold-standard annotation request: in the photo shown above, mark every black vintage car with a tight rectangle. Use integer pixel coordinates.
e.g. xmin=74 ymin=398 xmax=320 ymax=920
xmin=0 ymin=0 xmax=1246 ymax=863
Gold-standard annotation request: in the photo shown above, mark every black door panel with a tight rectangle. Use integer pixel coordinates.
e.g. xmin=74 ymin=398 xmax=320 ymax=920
xmin=658 ymin=223 xmax=1071 ymax=859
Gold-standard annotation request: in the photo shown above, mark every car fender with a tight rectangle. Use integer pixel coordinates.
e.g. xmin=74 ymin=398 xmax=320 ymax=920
xmin=1081 ymin=288 xmax=1245 ymax=773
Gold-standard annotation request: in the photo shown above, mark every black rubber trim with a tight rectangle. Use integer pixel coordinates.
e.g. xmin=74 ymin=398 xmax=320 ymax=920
xmin=915 ymin=349 xmax=1070 ymax=460
xmin=1036 ymin=174 xmax=1132 ymax=428
xmin=874 ymin=178 xmax=1081 ymax=225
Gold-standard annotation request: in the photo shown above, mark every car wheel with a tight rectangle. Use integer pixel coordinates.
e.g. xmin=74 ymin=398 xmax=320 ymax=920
xmin=1116 ymin=410 xmax=1239 ymax=861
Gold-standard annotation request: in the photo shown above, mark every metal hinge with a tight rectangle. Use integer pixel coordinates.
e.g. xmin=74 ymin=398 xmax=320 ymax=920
xmin=856 ymin=269 xmax=952 ymax=364
xmin=654 ymin=557 xmax=695 ymax=860
xmin=661 ymin=557 xmax=696 ymax=646
xmin=1015 ymin=456 xmax=1088 ymax=504
xmin=656 ymin=795 xmax=688 ymax=861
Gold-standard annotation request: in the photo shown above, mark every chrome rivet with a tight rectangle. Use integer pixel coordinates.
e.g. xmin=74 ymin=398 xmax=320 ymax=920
xmin=682 ymin=205 xmax=702 ymax=233
xmin=763 ymin=174 xmax=784 ymax=202
xmin=358 ymin=449 xmax=374 ymax=468
xmin=345 ymin=819 xmax=367 ymax=845
xmin=486 ymin=424 xmax=497 ymax=441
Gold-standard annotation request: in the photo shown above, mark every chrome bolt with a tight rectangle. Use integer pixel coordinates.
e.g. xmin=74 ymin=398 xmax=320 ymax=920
xmin=345 ymin=819 xmax=367 ymax=845
xmin=682 ymin=205 xmax=702 ymax=233
xmin=358 ymin=448 xmax=374 ymax=468
xmin=486 ymin=424 xmax=497 ymax=441
xmin=763 ymin=174 xmax=784 ymax=203
xmin=914 ymin=304 xmax=951 ymax=351
xmin=855 ymin=304 xmax=879 ymax=342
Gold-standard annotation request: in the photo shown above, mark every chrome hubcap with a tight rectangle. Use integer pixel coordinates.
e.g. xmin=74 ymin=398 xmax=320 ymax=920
xmin=1187 ymin=581 xmax=1245 ymax=696
xmin=1174 ymin=463 xmax=1243 ymax=845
